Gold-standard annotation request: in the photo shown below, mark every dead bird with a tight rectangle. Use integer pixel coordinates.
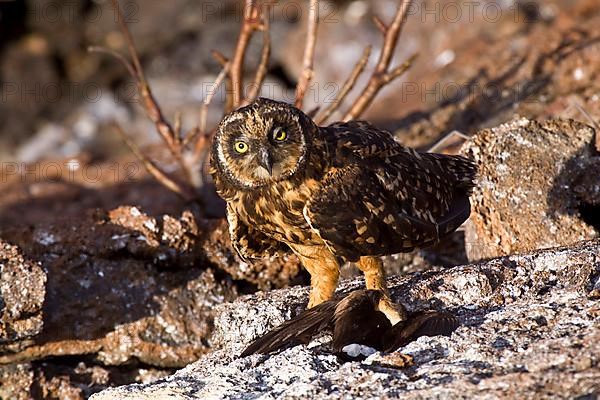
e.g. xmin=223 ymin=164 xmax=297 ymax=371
xmin=241 ymin=289 xmax=459 ymax=358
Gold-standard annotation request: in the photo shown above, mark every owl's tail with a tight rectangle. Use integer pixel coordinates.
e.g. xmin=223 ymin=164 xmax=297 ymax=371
xmin=429 ymin=154 xmax=478 ymax=193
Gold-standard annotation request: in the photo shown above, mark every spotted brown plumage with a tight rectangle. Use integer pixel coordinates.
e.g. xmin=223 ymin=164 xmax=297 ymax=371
xmin=306 ymin=120 xmax=476 ymax=262
xmin=210 ymin=98 xmax=477 ymax=324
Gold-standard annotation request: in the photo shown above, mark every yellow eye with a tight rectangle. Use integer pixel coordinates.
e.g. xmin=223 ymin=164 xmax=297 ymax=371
xmin=273 ymin=128 xmax=287 ymax=142
xmin=234 ymin=141 xmax=249 ymax=154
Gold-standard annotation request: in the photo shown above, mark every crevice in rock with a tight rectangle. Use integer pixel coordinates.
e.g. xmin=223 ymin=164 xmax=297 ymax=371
xmin=578 ymin=202 xmax=600 ymax=231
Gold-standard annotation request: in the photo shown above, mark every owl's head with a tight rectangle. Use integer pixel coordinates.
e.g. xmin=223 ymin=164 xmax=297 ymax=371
xmin=211 ymin=98 xmax=317 ymax=189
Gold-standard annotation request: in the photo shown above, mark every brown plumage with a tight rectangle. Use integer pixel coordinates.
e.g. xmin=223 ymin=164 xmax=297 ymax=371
xmin=240 ymin=289 xmax=459 ymax=357
xmin=210 ymin=98 xmax=476 ymax=324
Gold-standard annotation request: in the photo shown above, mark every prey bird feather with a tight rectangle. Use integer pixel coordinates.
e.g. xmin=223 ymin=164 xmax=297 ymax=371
xmin=240 ymin=289 xmax=459 ymax=357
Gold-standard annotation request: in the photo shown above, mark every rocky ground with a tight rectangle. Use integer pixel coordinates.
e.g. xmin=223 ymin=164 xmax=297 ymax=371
xmin=92 ymin=239 xmax=600 ymax=399
xmin=1 ymin=0 xmax=600 ymax=399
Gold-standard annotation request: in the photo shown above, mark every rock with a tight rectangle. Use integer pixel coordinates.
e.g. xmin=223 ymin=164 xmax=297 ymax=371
xmin=0 ymin=363 xmax=33 ymax=400
xmin=91 ymin=240 xmax=600 ymax=399
xmin=0 ymin=200 xmax=307 ymax=397
xmin=462 ymin=118 xmax=599 ymax=261
xmin=0 ymin=207 xmax=238 ymax=368
xmin=0 ymin=240 xmax=46 ymax=346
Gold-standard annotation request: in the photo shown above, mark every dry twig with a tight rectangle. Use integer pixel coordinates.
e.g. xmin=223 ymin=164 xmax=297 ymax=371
xmin=88 ymin=46 xmax=137 ymax=78
xmin=88 ymin=0 xmax=197 ymax=198
xmin=427 ymin=130 xmax=470 ymax=154
xmin=294 ymin=0 xmax=319 ymax=108
xmin=315 ymin=46 xmax=372 ymax=125
xmin=569 ymin=99 xmax=600 ymax=152
xmin=192 ymin=62 xmax=232 ymax=161
xmin=211 ymin=50 xmax=234 ymax=113
xmin=91 ymin=0 xmax=417 ymax=200
xmin=245 ymin=6 xmax=272 ymax=104
xmin=229 ymin=0 xmax=263 ymax=111
xmin=112 ymin=123 xmax=196 ymax=200
xmin=372 ymin=15 xmax=387 ymax=34
xmin=343 ymin=0 xmax=415 ymax=121
xmin=111 ymin=0 xmax=182 ymax=153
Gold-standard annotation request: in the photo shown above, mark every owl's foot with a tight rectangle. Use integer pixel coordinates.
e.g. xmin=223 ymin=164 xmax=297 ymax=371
xmin=307 ymin=294 xmax=323 ymax=308
xmin=378 ymin=296 xmax=407 ymax=326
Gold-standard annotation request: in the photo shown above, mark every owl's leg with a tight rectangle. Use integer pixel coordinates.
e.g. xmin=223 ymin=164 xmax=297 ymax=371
xmin=290 ymin=244 xmax=340 ymax=308
xmin=357 ymin=256 xmax=406 ymax=325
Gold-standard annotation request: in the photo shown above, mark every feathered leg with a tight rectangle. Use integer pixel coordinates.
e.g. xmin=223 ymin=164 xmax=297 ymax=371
xmin=291 ymin=244 xmax=340 ymax=308
xmin=357 ymin=256 xmax=406 ymax=325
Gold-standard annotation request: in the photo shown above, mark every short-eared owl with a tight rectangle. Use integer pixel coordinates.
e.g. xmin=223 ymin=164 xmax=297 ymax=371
xmin=210 ymin=98 xmax=476 ymax=325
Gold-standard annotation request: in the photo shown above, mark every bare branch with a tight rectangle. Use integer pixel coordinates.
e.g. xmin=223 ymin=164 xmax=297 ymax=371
xmin=181 ymin=60 xmax=229 ymax=153
xmin=343 ymin=0 xmax=414 ymax=121
xmin=190 ymin=62 xmax=231 ymax=152
xmin=211 ymin=50 xmax=234 ymax=112
xmin=174 ymin=111 xmax=182 ymax=142
xmin=108 ymin=0 xmax=193 ymax=185
xmin=212 ymin=50 xmax=229 ymax=66
xmin=316 ymin=46 xmax=371 ymax=125
xmin=112 ymin=123 xmax=196 ymax=200
xmin=570 ymin=99 xmax=600 ymax=131
xmin=385 ymin=52 xmax=418 ymax=82
xmin=372 ymin=15 xmax=387 ymax=34
xmin=229 ymin=0 xmax=262 ymax=111
xmin=245 ymin=6 xmax=272 ymax=104
xmin=427 ymin=130 xmax=470 ymax=154
xmin=200 ymin=65 xmax=230 ymax=137
xmin=87 ymin=46 xmax=137 ymax=78
xmin=188 ymin=63 xmax=232 ymax=181
xmin=181 ymin=59 xmax=229 ymax=151
xmin=294 ymin=0 xmax=319 ymax=109
xmin=569 ymin=99 xmax=600 ymax=152
xmin=110 ymin=0 xmax=145 ymax=80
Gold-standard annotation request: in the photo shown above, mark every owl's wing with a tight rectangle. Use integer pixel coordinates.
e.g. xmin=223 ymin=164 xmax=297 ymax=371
xmin=304 ymin=121 xmax=476 ymax=261
xmin=325 ymin=121 xmax=476 ymax=191
xmin=226 ymin=204 xmax=290 ymax=261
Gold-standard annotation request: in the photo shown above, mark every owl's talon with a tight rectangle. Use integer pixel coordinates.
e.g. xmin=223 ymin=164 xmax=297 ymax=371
xmin=378 ymin=297 xmax=407 ymax=326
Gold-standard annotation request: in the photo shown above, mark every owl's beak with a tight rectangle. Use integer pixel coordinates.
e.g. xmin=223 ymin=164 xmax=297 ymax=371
xmin=258 ymin=148 xmax=273 ymax=176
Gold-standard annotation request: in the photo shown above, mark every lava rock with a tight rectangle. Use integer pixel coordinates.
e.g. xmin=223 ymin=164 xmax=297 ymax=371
xmin=91 ymin=240 xmax=600 ymax=399
xmin=0 ymin=240 xmax=46 ymax=346
xmin=462 ymin=118 xmax=599 ymax=261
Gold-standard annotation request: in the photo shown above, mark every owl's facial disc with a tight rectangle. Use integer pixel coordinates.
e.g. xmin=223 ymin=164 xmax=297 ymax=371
xmin=215 ymin=99 xmax=312 ymax=189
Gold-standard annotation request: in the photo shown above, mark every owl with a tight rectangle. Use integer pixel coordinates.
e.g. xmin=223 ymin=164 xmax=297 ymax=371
xmin=210 ymin=98 xmax=476 ymax=325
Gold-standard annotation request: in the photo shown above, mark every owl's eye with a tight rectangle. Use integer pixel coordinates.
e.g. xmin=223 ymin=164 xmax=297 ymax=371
xmin=271 ymin=127 xmax=287 ymax=142
xmin=233 ymin=141 xmax=249 ymax=154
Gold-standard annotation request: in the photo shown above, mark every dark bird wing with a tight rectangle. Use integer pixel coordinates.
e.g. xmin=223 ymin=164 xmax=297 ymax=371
xmin=305 ymin=121 xmax=477 ymax=261
xmin=240 ymin=288 xmax=459 ymax=357
xmin=240 ymin=300 xmax=337 ymax=357
xmin=382 ymin=311 xmax=460 ymax=352
xmin=331 ymin=290 xmax=392 ymax=352
xmin=226 ymin=204 xmax=290 ymax=262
